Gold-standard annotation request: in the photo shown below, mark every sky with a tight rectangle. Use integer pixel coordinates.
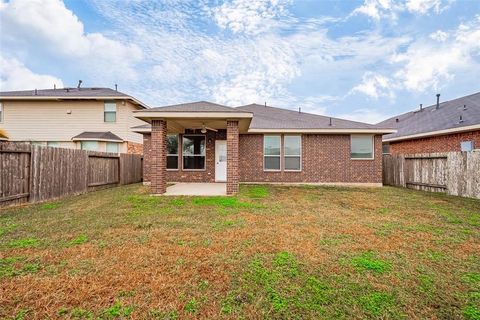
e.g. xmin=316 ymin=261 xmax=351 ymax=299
xmin=0 ymin=0 xmax=479 ymax=124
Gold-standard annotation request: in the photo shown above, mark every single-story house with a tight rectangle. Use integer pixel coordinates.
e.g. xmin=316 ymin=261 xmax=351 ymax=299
xmin=378 ymin=92 xmax=480 ymax=154
xmin=132 ymin=101 xmax=395 ymax=195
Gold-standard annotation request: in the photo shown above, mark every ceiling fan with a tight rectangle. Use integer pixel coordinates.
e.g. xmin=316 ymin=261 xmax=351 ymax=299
xmin=191 ymin=123 xmax=218 ymax=134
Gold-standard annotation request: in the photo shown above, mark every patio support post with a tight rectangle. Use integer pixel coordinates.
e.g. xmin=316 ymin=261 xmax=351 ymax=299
xmin=226 ymin=120 xmax=239 ymax=195
xmin=151 ymin=119 xmax=167 ymax=194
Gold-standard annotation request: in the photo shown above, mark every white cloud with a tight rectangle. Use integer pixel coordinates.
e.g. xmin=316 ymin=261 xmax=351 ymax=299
xmin=0 ymin=0 xmax=143 ymax=81
xmin=0 ymin=55 xmax=63 ymax=91
xmin=406 ymin=0 xmax=446 ymax=14
xmin=429 ymin=30 xmax=449 ymax=41
xmin=350 ymin=72 xmax=396 ymax=99
xmin=352 ymin=0 xmax=401 ymax=20
xmin=338 ymin=108 xmax=393 ymax=124
xmin=352 ymin=0 xmax=453 ymax=20
xmin=209 ymin=0 xmax=292 ymax=35
xmin=392 ymin=16 xmax=480 ymax=91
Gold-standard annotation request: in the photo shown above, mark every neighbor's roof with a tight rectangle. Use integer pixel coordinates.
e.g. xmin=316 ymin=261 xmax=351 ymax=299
xmin=71 ymin=131 xmax=123 ymax=142
xmin=236 ymin=104 xmax=394 ymax=132
xmin=140 ymin=101 xmax=244 ymax=113
xmin=378 ymin=92 xmax=480 ymax=142
xmin=0 ymin=87 xmax=149 ymax=108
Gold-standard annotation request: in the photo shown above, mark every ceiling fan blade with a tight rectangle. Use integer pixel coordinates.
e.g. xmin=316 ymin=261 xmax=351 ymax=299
xmin=205 ymin=126 xmax=218 ymax=132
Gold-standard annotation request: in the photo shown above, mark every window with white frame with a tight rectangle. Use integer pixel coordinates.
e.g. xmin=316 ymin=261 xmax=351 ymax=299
xmin=264 ymin=135 xmax=281 ymax=171
xmin=351 ymin=135 xmax=374 ymax=159
xmin=104 ymin=101 xmax=116 ymax=122
xmin=106 ymin=142 xmax=119 ymax=153
xmin=284 ymin=135 xmax=301 ymax=171
xmin=81 ymin=141 xmax=98 ymax=151
xmin=182 ymin=135 xmax=205 ymax=170
xmin=167 ymin=134 xmax=179 ymax=170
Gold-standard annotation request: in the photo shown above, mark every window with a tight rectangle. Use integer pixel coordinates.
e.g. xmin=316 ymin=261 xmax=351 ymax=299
xmin=461 ymin=141 xmax=474 ymax=152
xmin=81 ymin=141 xmax=98 ymax=151
xmin=47 ymin=141 xmax=60 ymax=148
xmin=104 ymin=101 xmax=116 ymax=122
xmin=351 ymin=135 xmax=374 ymax=159
xmin=284 ymin=135 xmax=301 ymax=171
xmin=182 ymin=135 xmax=205 ymax=170
xmin=106 ymin=142 xmax=119 ymax=153
xmin=0 ymin=102 xmax=3 ymax=122
xmin=264 ymin=135 xmax=281 ymax=171
xmin=382 ymin=143 xmax=390 ymax=154
xmin=167 ymin=134 xmax=179 ymax=170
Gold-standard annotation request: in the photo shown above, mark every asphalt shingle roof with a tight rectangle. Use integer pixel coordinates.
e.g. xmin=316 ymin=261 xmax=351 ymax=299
xmin=378 ymin=92 xmax=480 ymax=140
xmin=143 ymin=101 xmax=244 ymax=113
xmin=71 ymin=131 xmax=123 ymax=142
xmin=0 ymin=87 xmax=130 ymax=98
xmin=236 ymin=104 xmax=385 ymax=130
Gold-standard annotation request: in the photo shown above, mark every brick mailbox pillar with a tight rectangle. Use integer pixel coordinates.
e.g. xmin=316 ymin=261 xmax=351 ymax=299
xmin=151 ymin=119 xmax=167 ymax=194
xmin=226 ymin=120 xmax=239 ymax=195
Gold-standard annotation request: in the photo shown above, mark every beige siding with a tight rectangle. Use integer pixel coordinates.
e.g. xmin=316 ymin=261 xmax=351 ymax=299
xmin=0 ymin=99 xmax=145 ymax=144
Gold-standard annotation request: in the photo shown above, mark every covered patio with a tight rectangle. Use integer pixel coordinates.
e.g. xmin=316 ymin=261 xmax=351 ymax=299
xmin=134 ymin=102 xmax=252 ymax=195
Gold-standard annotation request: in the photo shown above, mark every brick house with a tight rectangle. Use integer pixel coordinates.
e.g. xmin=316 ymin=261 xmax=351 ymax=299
xmin=133 ymin=101 xmax=395 ymax=195
xmin=0 ymin=87 xmax=148 ymax=154
xmin=378 ymin=92 xmax=480 ymax=154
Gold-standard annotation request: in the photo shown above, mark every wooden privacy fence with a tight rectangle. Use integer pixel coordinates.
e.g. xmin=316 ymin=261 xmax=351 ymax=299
xmin=383 ymin=151 xmax=480 ymax=199
xmin=0 ymin=142 xmax=143 ymax=208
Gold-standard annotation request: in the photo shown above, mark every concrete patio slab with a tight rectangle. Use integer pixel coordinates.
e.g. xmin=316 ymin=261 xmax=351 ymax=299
xmin=162 ymin=183 xmax=227 ymax=196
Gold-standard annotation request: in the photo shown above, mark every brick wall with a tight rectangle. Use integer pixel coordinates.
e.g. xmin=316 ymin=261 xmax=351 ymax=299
xmin=226 ymin=120 xmax=239 ymax=194
xmin=239 ymin=134 xmax=383 ymax=183
xmin=127 ymin=141 xmax=143 ymax=154
xmin=150 ymin=120 xmax=167 ymax=194
xmin=143 ymin=133 xmax=152 ymax=183
xmin=389 ymin=130 xmax=480 ymax=154
xmin=143 ymin=133 xmax=383 ymax=184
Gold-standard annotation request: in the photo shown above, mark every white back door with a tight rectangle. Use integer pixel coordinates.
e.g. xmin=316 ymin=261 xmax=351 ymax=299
xmin=215 ymin=140 xmax=227 ymax=182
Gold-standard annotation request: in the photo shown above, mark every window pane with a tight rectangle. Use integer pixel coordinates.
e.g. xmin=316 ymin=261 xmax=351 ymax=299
xmin=264 ymin=156 xmax=280 ymax=170
xmin=106 ymin=142 xmax=119 ymax=153
xmin=47 ymin=141 xmax=59 ymax=148
xmin=264 ymin=135 xmax=280 ymax=156
xmin=167 ymin=135 xmax=178 ymax=154
xmin=284 ymin=135 xmax=301 ymax=155
xmin=104 ymin=101 xmax=116 ymax=112
xmin=382 ymin=144 xmax=390 ymax=154
xmin=183 ymin=135 xmax=205 ymax=155
xmin=81 ymin=141 xmax=98 ymax=151
xmin=285 ymin=156 xmax=300 ymax=170
xmin=104 ymin=112 xmax=116 ymax=122
xmin=167 ymin=155 xmax=178 ymax=169
xmin=351 ymin=135 xmax=373 ymax=159
xmin=183 ymin=156 xmax=205 ymax=170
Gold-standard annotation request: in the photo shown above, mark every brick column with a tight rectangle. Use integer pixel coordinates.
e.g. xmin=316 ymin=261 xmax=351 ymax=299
xmin=226 ymin=120 xmax=239 ymax=195
xmin=151 ymin=120 xmax=167 ymax=194
xmin=142 ymin=133 xmax=151 ymax=184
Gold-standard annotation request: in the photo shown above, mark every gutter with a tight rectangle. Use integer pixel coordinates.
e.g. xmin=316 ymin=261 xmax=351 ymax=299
xmin=383 ymin=124 xmax=480 ymax=142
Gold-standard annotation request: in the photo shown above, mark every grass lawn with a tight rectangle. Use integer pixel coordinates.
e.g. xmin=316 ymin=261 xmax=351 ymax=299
xmin=1 ymin=184 xmax=479 ymax=319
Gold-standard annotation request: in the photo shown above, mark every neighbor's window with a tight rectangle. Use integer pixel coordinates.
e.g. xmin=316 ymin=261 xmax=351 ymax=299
xmin=104 ymin=101 xmax=117 ymax=122
xmin=351 ymin=135 xmax=374 ymax=159
xmin=167 ymin=134 xmax=179 ymax=170
xmin=461 ymin=141 xmax=474 ymax=152
xmin=106 ymin=142 xmax=119 ymax=153
xmin=81 ymin=141 xmax=98 ymax=151
xmin=0 ymin=102 xmax=3 ymax=122
xmin=47 ymin=141 xmax=60 ymax=148
xmin=183 ymin=135 xmax=205 ymax=170
xmin=264 ymin=135 xmax=281 ymax=171
xmin=284 ymin=135 xmax=301 ymax=171
xmin=382 ymin=143 xmax=390 ymax=154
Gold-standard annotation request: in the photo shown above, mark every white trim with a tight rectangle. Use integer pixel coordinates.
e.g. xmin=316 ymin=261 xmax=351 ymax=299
xmin=350 ymin=134 xmax=375 ymax=160
xmin=249 ymin=128 xmax=395 ymax=134
xmin=134 ymin=111 xmax=253 ymax=119
xmin=167 ymin=134 xmax=179 ymax=170
xmin=182 ymin=134 xmax=206 ymax=171
xmin=263 ymin=135 xmax=281 ymax=171
xmin=131 ymin=127 xmax=151 ymax=133
xmin=383 ymin=124 xmax=480 ymax=142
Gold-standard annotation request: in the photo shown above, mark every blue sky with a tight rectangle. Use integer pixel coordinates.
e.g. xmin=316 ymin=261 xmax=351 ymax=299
xmin=1 ymin=0 xmax=479 ymax=123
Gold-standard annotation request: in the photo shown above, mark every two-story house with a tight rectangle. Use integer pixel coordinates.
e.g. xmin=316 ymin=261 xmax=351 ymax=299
xmin=0 ymin=87 xmax=148 ymax=154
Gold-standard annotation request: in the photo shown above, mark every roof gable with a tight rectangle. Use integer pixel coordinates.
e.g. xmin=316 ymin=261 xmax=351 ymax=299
xmin=144 ymin=101 xmax=241 ymax=113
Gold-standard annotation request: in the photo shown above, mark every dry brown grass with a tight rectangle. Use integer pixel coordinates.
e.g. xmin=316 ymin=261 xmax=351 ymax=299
xmin=1 ymin=184 xmax=479 ymax=319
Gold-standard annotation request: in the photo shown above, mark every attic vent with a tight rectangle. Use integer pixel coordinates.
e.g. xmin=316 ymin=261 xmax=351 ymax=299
xmin=329 ymin=117 xmax=332 ymax=126
xmin=463 ymin=104 xmax=467 ymax=110
xmin=395 ymin=118 xmax=399 ymax=123
xmin=459 ymin=115 xmax=464 ymax=123
xmin=436 ymin=93 xmax=440 ymax=110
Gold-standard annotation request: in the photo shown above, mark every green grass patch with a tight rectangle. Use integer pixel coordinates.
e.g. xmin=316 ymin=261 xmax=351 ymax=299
xmin=102 ymin=301 xmax=134 ymax=318
xmin=464 ymin=305 xmax=480 ymax=320
xmin=246 ymin=186 xmax=269 ymax=198
xmin=359 ymin=291 xmax=397 ymax=317
xmin=461 ymin=273 xmax=480 ymax=285
xmin=184 ymin=298 xmax=199 ymax=314
xmin=349 ymin=251 xmax=392 ymax=274
xmin=8 ymin=238 xmax=40 ymax=248
xmin=0 ymin=256 xmax=40 ymax=278
xmin=193 ymin=196 xmax=253 ymax=208
xmin=0 ymin=220 xmax=17 ymax=237
xmin=169 ymin=199 xmax=185 ymax=206
xmin=40 ymin=203 xmax=59 ymax=210
xmin=68 ymin=234 xmax=88 ymax=246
